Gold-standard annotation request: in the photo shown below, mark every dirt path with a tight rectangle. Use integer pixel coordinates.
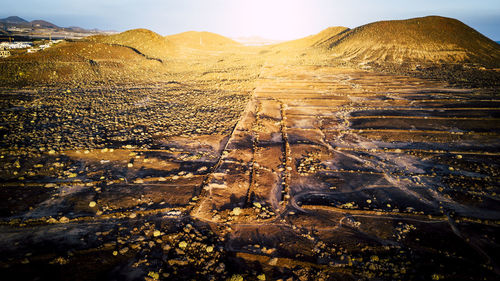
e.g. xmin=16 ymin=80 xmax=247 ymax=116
xmin=2 ymin=65 xmax=499 ymax=280
xmin=193 ymin=64 xmax=500 ymax=222
xmin=189 ymin=64 xmax=500 ymax=277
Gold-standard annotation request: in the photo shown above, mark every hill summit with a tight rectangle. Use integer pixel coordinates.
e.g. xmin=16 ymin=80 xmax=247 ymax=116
xmin=90 ymin=29 xmax=175 ymax=61
xmin=165 ymin=31 xmax=240 ymax=50
xmin=318 ymin=16 xmax=500 ymax=67
xmin=0 ymin=16 xmax=28 ymax=24
xmin=275 ymin=26 xmax=349 ymax=50
xmin=30 ymin=20 xmax=59 ymax=29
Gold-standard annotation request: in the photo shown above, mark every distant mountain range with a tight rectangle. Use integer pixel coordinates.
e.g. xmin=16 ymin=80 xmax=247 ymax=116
xmin=1 ymin=15 xmax=499 ymax=68
xmin=1 ymin=15 xmax=499 ymax=87
xmin=0 ymin=16 xmax=115 ymax=35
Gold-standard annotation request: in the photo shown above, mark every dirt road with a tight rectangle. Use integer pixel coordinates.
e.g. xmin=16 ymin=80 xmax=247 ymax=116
xmin=192 ymin=64 xmax=500 ymax=279
xmin=1 ymin=65 xmax=499 ymax=280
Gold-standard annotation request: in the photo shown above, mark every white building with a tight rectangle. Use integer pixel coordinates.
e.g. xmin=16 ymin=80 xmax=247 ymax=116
xmin=0 ymin=47 xmax=11 ymax=58
xmin=0 ymin=42 xmax=32 ymax=49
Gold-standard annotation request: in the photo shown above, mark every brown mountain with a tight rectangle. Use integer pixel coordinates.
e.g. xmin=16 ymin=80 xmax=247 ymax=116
xmin=0 ymin=40 xmax=164 ymax=85
xmin=317 ymin=16 xmax=500 ymax=67
xmin=0 ymin=16 xmax=112 ymax=37
xmin=30 ymin=20 xmax=59 ymax=29
xmin=165 ymin=31 xmax=240 ymax=50
xmin=89 ymin=29 xmax=175 ymax=61
xmin=0 ymin=16 xmax=28 ymax=24
xmin=274 ymin=26 xmax=349 ymax=50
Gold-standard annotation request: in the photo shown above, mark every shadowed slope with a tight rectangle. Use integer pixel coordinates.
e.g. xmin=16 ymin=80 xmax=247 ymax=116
xmin=0 ymin=41 xmax=164 ymax=85
xmin=90 ymin=28 xmax=175 ymax=61
xmin=319 ymin=16 xmax=500 ymax=67
xmin=0 ymin=16 xmax=29 ymax=24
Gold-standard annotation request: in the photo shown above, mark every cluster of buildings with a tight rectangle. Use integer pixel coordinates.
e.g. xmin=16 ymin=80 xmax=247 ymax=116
xmin=6 ymin=27 xmax=30 ymax=33
xmin=0 ymin=41 xmax=32 ymax=49
xmin=0 ymin=41 xmax=33 ymax=57
xmin=27 ymin=39 xmax=63 ymax=53
xmin=0 ymin=46 xmax=10 ymax=58
xmin=0 ymin=40 xmax=63 ymax=56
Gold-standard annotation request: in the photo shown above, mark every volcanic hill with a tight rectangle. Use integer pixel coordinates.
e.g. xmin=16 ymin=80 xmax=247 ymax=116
xmin=30 ymin=20 xmax=59 ymax=29
xmin=89 ymin=28 xmax=175 ymax=61
xmin=0 ymin=16 xmax=29 ymax=24
xmin=317 ymin=16 xmax=500 ymax=67
xmin=274 ymin=26 xmax=349 ymax=50
xmin=1 ymin=16 xmax=499 ymax=87
xmin=165 ymin=31 xmax=241 ymax=50
xmin=0 ymin=41 xmax=164 ymax=85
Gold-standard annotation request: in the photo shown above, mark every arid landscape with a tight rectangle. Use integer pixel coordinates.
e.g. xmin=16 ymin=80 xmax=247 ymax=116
xmin=1 ymin=15 xmax=500 ymax=281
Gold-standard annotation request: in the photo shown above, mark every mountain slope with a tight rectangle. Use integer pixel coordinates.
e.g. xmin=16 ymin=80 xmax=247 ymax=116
xmin=90 ymin=29 xmax=175 ymax=61
xmin=0 ymin=16 xmax=28 ymax=24
xmin=319 ymin=16 xmax=500 ymax=67
xmin=274 ymin=26 xmax=349 ymax=50
xmin=30 ymin=20 xmax=59 ymax=29
xmin=165 ymin=31 xmax=240 ymax=50
xmin=0 ymin=41 xmax=164 ymax=85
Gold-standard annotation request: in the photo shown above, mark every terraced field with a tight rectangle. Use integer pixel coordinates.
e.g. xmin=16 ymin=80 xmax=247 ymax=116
xmin=1 ymin=14 xmax=500 ymax=281
xmin=192 ymin=65 xmax=500 ymax=279
xmin=1 ymin=63 xmax=499 ymax=280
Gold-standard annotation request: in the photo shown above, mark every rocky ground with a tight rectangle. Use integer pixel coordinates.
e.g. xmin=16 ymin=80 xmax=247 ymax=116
xmin=1 ymin=60 xmax=499 ymax=280
xmin=368 ymin=62 xmax=500 ymax=89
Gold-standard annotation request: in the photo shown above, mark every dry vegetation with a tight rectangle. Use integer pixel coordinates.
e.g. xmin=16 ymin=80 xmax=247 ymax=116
xmin=265 ymin=16 xmax=500 ymax=87
xmin=0 ymin=16 xmax=499 ymax=281
xmin=320 ymin=16 xmax=500 ymax=65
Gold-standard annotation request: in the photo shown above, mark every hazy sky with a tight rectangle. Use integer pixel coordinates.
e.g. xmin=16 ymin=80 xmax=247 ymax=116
xmin=2 ymin=0 xmax=500 ymax=40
